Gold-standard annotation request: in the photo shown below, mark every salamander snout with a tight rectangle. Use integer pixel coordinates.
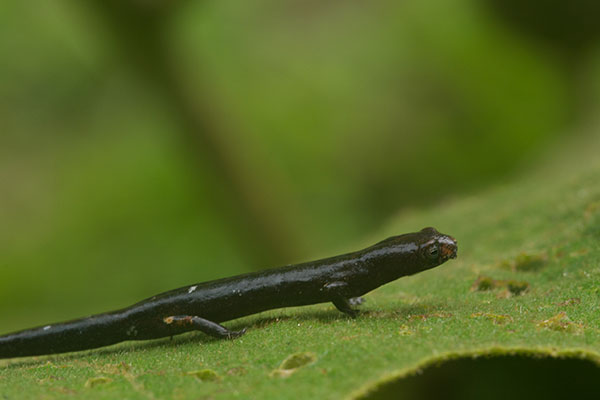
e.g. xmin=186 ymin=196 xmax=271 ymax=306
xmin=440 ymin=235 xmax=457 ymax=260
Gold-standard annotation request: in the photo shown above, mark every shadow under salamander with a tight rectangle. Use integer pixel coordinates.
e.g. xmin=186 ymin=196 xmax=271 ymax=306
xmin=1 ymin=302 xmax=445 ymax=368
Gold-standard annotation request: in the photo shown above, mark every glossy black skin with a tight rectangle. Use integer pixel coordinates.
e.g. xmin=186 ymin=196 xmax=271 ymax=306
xmin=0 ymin=227 xmax=457 ymax=359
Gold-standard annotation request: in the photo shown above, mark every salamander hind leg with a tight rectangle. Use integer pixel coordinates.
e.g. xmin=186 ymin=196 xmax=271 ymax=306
xmin=163 ymin=316 xmax=246 ymax=339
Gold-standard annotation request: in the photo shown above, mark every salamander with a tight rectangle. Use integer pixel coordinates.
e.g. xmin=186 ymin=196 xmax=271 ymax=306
xmin=0 ymin=227 xmax=457 ymax=359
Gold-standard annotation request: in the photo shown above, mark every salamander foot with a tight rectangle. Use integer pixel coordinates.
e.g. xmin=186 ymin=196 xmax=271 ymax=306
xmin=332 ymin=297 xmax=360 ymax=318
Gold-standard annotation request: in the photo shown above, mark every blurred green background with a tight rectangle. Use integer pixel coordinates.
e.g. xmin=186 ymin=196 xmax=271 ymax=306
xmin=1 ymin=0 xmax=600 ymax=333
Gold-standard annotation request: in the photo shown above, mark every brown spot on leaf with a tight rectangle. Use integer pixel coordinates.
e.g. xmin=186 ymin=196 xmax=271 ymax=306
xmin=569 ymin=249 xmax=589 ymax=258
xmin=556 ymin=298 xmax=581 ymax=307
xmin=537 ymin=312 xmax=583 ymax=334
xmin=506 ymin=280 xmax=529 ymax=295
xmin=84 ymin=377 xmax=112 ymax=388
xmin=584 ymin=201 xmax=600 ymax=221
xmin=471 ymin=276 xmax=529 ymax=296
xmin=408 ymin=312 xmax=453 ymax=322
xmin=471 ymin=312 xmax=513 ymax=325
xmin=187 ymin=369 xmax=221 ymax=382
xmin=226 ymin=367 xmax=247 ymax=376
xmin=398 ymin=324 xmax=415 ymax=336
xmin=471 ymin=276 xmax=496 ymax=291
xmin=499 ymin=252 xmax=547 ymax=272
xmin=270 ymin=352 xmax=317 ymax=378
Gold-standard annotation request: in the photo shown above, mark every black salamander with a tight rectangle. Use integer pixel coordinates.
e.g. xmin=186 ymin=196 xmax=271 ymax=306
xmin=0 ymin=227 xmax=457 ymax=359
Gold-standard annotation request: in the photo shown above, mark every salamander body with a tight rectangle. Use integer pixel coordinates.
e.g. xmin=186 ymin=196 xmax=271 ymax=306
xmin=0 ymin=227 xmax=457 ymax=359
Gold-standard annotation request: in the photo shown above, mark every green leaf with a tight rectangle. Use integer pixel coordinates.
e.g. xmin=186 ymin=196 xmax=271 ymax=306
xmin=2 ymin=144 xmax=600 ymax=399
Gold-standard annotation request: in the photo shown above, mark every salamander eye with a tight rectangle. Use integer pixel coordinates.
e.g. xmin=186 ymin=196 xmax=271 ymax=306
xmin=427 ymin=245 xmax=439 ymax=260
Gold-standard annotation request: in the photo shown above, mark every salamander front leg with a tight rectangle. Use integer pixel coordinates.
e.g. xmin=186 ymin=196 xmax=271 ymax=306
xmin=323 ymin=281 xmax=361 ymax=318
xmin=163 ymin=316 xmax=246 ymax=339
xmin=332 ymin=297 xmax=359 ymax=318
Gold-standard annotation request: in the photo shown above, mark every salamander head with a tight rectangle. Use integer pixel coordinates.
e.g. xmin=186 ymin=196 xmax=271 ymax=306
xmin=368 ymin=227 xmax=457 ymax=277
xmin=417 ymin=227 xmax=457 ymax=268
